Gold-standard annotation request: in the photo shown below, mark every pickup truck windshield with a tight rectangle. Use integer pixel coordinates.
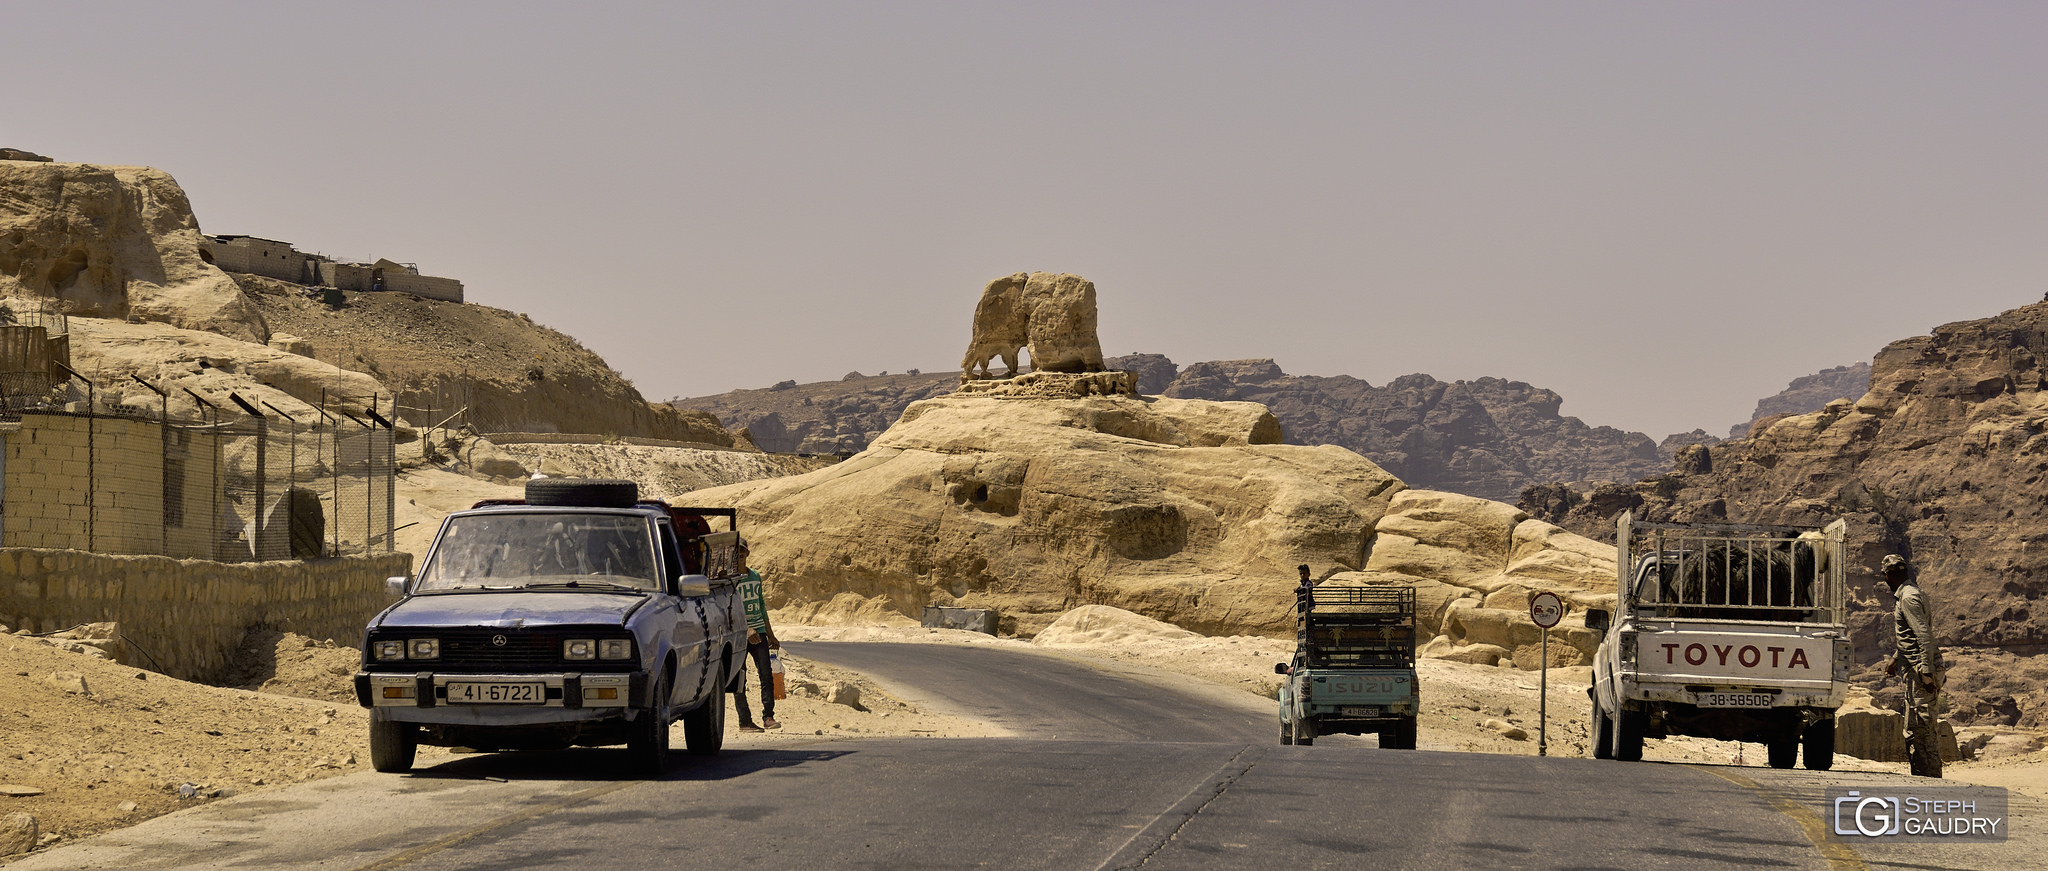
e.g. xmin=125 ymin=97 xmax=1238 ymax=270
xmin=415 ymin=513 xmax=660 ymax=593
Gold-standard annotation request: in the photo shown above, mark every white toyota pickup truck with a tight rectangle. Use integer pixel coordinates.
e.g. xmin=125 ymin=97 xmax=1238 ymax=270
xmin=1588 ymin=511 xmax=1849 ymax=769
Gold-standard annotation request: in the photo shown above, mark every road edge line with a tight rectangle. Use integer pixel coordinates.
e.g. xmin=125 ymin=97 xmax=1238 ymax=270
xmin=1686 ymin=765 xmax=1867 ymax=871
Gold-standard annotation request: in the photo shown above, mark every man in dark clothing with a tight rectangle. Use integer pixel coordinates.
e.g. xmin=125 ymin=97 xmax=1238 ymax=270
xmin=1879 ymin=554 xmax=1945 ymax=777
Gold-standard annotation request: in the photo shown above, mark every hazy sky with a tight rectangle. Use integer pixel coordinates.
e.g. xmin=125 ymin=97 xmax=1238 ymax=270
xmin=12 ymin=2 xmax=2048 ymax=439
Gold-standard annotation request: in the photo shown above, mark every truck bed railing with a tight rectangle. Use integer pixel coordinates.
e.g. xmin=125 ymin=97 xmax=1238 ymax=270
xmin=1297 ymin=585 xmax=1416 ymax=620
xmin=1617 ymin=512 xmax=1845 ymax=624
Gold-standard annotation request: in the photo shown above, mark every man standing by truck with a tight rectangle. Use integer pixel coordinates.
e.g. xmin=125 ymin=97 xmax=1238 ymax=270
xmin=1879 ymin=554 xmax=1945 ymax=777
xmin=732 ymin=540 xmax=781 ymax=732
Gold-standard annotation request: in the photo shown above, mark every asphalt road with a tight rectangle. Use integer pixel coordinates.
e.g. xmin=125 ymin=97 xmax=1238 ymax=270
xmin=13 ymin=642 xmax=2043 ymax=870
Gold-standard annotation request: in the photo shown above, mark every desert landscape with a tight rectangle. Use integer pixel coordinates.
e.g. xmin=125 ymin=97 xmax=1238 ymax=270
xmin=6 ymin=156 xmax=2048 ymax=862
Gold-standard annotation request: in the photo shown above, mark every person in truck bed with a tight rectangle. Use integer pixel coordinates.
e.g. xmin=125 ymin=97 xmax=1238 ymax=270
xmin=1880 ymin=553 xmax=1946 ymax=777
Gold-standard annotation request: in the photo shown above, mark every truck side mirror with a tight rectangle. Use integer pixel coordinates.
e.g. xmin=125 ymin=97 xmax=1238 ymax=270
xmin=1275 ymin=662 xmax=1290 ymax=675
xmin=385 ymin=576 xmax=408 ymax=597
xmin=1585 ymin=608 xmax=1610 ymax=633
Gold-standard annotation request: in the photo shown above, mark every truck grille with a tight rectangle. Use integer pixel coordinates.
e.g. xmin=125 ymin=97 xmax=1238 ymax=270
xmin=365 ymin=629 xmax=636 ymax=673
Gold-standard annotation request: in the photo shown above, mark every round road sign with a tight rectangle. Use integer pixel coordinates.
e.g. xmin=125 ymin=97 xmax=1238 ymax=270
xmin=1529 ymin=591 xmax=1565 ymax=628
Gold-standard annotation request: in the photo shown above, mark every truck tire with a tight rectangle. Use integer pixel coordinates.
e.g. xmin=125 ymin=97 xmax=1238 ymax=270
xmin=370 ymin=718 xmax=417 ymax=773
xmin=682 ymin=673 xmax=726 ymax=757
xmin=1591 ymin=696 xmax=1613 ymax=760
xmin=1767 ymin=711 xmax=1800 ymax=769
xmin=1280 ymin=722 xmax=1294 ymax=746
xmin=526 ymin=477 xmax=639 ymax=508
xmin=1615 ymin=708 xmax=1646 ymax=762
xmin=1803 ymin=717 xmax=1835 ymax=771
xmin=1385 ymin=718 xmax=1417 ymax=750
xmin=1293 ymin=715 xmax=1317 ymax=747
xmin=628 ymin=672 xmax=672 ymax=775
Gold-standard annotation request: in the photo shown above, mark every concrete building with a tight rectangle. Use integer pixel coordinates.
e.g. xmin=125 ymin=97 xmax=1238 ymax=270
xmin=200 ymin=236 xmax=464 ymax=302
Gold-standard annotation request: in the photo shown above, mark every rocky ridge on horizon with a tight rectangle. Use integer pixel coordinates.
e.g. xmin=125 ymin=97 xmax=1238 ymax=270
xmin=676 ymin=356 xmax=1688 ymax=501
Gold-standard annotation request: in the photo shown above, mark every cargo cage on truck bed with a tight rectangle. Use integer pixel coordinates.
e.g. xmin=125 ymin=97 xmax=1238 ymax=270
xmin=1620 ymin=516 xmax=1845 ymax=624
xmin=1295 ymin=585 xmax=1417 ymax=669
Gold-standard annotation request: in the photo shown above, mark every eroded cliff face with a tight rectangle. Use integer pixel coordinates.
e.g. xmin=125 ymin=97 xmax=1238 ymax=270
xmin=1161 ymin=361 xmax=1667 ymax=501
xmin=681 ymin=393 xmax=1404 ymax=637
xmin=0 ymin=162 xmax=266 ymax=342
xmin=1523 ymin=301 xmax=2048 ymax=729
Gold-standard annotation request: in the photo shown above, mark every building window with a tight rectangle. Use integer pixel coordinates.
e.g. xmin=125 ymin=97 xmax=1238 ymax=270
xmin=163 ymin=457 xmax=185 ymax=528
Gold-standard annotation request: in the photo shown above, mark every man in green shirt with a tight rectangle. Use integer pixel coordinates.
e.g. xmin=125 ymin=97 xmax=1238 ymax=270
xmin=733 ymin=540 xmax=780 ymax=732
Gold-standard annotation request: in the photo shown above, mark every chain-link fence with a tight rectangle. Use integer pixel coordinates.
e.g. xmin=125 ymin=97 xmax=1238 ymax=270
xmin=1 ymin=403 xmax=395 ymax=562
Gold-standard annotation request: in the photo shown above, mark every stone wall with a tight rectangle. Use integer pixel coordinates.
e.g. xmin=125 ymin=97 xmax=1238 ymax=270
xmin=203 ymin=236 xmax=314 ymax=284
xmin=2 ymin=412 xmax=221 ymax=558
xmin=311 ymin=261 xmax=463 ymax=302
xmin=0 ymin=548 xmax=409 ymax=683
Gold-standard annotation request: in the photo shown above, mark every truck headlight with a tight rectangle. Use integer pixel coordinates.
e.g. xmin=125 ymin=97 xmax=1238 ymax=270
xmin=565 ymin=639 xmax=596 ymax=661
xmin=599 ymin=639 xmax=632 ymax=660
xmin=373 ymin=640 xmax=407 ymax=661
xmin=407 ymin=638 xmax=439 ymax=660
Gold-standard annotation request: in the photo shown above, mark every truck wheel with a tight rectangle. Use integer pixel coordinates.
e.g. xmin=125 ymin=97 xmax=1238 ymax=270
xmin=1280 ymin=722 xmax=1294 ymax=746
xmin=369 ymin=719 xmax=417 ymax=773
xmin=1802 ymin=717 xmax=1835 ymax=771
xmin=1591 ymin=696 xmax=1613 ymax=760
xmin=1767 ymin=713 xmax=1800 ymax=769
xmin=525 ymin=477 xmax=639 ymax=508
xmin=1615 ymin=708 xmax=1646 ymax=762
xmin=1385 ymin=718 xmax=1417 ymax=750
xmin=1293 ymin=715 xmax=1316 ymax=747
xmin=682 ymin=673 xmax=726 ymax=757
xmin=628 ymin=672 xmax=673 ymax=775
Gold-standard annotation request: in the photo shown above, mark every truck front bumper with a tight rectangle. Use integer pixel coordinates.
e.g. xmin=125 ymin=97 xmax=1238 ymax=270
xmin=355 ymin=671 xmax=647 ymax=712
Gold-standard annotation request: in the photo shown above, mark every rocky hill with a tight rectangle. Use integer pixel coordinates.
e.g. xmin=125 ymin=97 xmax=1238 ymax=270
xmin=1728 ymin=363 xmax=1872 ymax=439
xmin=1520 ymin=302 xmax=2048 ymax=731
xmin=238 ymin=273 xmax=732 ymax=445
xmin=677 ymin=356 xmax=1673 ymax=501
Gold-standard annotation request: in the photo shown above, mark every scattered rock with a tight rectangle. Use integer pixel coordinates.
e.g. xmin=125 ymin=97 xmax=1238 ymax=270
xmin=43 ymin=672 xmax=89 ymax=695
xmin=1 ymin=812 xmax=37 ymax=855
xmin=1481 ymin=719 xmax=1530 ymax=740
xmin=0 ymin=785 xmax=44 ymax=797
xmin=821 ymin=682 xmax=864 ymax=711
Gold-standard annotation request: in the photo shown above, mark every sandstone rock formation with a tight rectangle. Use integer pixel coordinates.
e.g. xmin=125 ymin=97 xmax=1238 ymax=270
xmin=1162 ymin=361 xmax=1667 ymax=501
xmin=1728 ymin=363 xmax=1871 ymax=439
xmin=1339 ymin=489 xmax=1614 ymax=668
xmin=66 ymin=318 xmax=388 ymax=427
xmin=0 ymin=162 xmax=267 ymax=343
xmin=676 ymin=387 xmax=1619 ymax=654
xmin=960 ymin=272 xmax=1106 ymax=378
xmin=680 ymin=392 xmax=1401 ymax=637
xmin=1521 ymin=301 xmax=2048 ymax=729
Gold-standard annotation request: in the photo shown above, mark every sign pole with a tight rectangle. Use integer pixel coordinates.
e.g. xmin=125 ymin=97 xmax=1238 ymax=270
xmin=1528 ymin=591 xmax=1565 ymax=758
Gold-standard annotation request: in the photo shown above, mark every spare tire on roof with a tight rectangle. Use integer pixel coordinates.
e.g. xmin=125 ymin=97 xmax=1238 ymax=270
xmin=525 ymin=477 xmax=639 ymax=508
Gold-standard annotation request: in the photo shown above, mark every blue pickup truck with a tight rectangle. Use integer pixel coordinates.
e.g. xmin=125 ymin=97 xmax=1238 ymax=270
xmin=355 ymin=478 xmax=750 ymax=774
xmin=1276 ymin=566 xmax=1419 ymax=748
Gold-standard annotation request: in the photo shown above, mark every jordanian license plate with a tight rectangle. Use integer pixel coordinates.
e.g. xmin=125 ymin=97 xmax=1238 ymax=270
xmin=1695 ymin=692 xmax=1773 ymax=709
xmin=447 ymin=682 xmax=544 ymax=704
xmin=1340 ymin=706 xmax=1382 ymax=717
